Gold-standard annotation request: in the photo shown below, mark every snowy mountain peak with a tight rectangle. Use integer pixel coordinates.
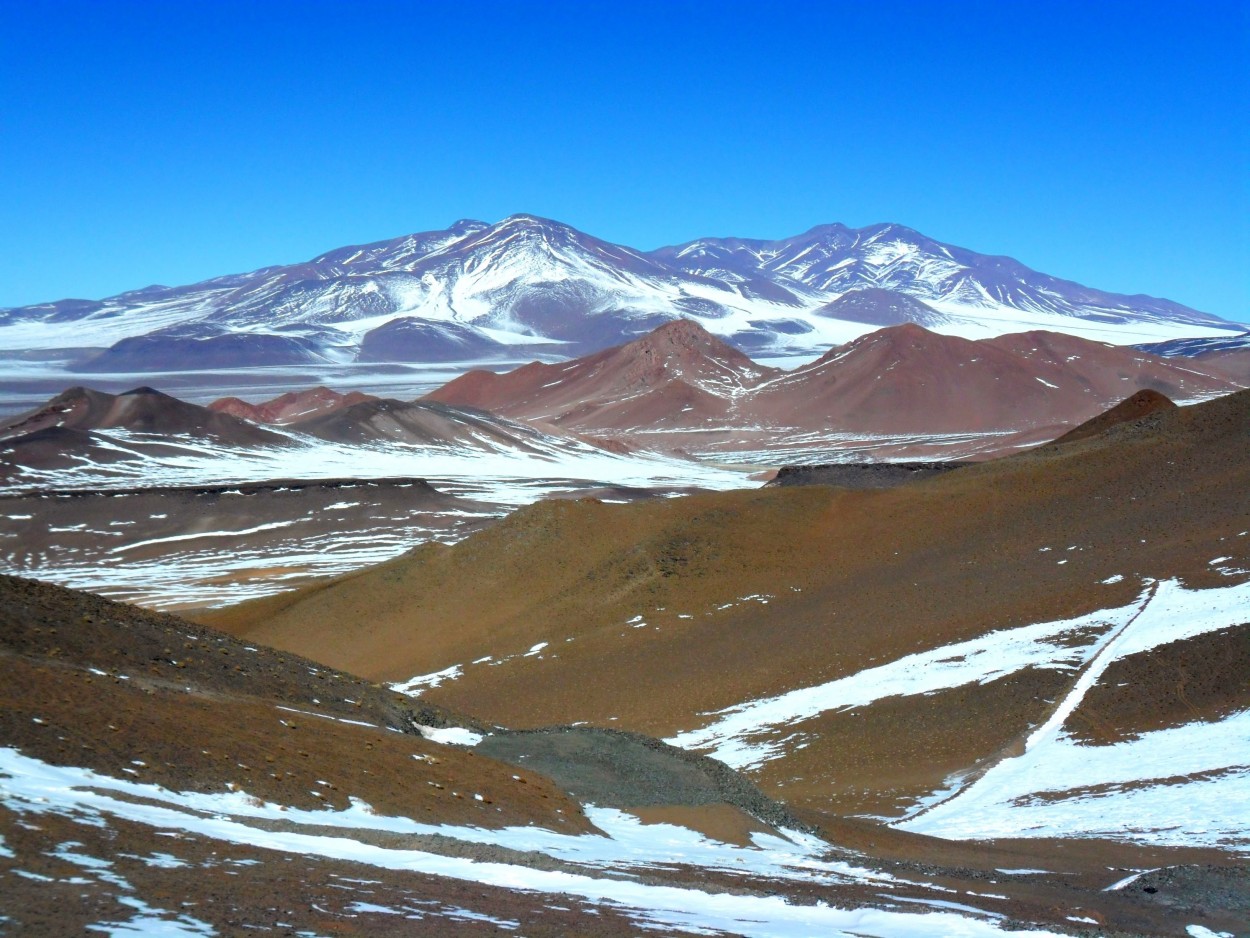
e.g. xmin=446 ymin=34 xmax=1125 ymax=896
xmin=1 ymin=216 xmax=1242 ymax=370
xmin=449 ymin=218 xmax=490 ymax=234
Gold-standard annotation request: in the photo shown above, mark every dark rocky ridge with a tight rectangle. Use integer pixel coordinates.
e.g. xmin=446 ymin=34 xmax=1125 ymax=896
xmin=766 ymin=461 xmax=969 ymax=488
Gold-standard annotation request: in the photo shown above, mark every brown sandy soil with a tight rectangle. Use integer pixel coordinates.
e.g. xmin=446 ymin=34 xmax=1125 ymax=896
xmin=0 ymin=574 xmax=589 ymax=831
xmin=209 ymin=390 xmax=1250 ymax=822
xmin=1063 ymin=623 xmax=1250 ymax=744
xmin=625 ymin=804 xmax=777 ymax=846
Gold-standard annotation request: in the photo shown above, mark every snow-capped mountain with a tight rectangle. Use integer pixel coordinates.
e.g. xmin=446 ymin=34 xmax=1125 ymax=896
xmin=1 ymin=215 xmax=1242 ymax=370
xmin=1134 ymin=330 xmax=1250 ymax=357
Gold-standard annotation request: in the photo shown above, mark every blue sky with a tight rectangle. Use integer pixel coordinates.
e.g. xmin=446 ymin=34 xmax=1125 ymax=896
xmin=1 ymin=1 xmax=1247 ymax=321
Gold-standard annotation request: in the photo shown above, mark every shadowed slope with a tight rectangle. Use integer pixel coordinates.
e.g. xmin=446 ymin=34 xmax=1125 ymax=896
xmin=287 ymin=397 xmax=556 ymax=450
xmin=1051 ymin=388 xmax=1178 ymax=445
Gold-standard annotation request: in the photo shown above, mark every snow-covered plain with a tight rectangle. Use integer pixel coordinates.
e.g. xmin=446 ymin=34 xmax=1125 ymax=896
xmin=0 ymin=746 xmax=1067 ymax=937
xmin=0 ymin=425 xmax=746 ymax=501
xmin=0 ymin=421 xmax=752 ymax=607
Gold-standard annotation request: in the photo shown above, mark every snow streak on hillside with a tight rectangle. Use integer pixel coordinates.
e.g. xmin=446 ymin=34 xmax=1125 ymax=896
xmin=0 ymin=747 xmax=1068 ymax=937
xmin=0 ymin=426 xmax=746 ymax=501
xmin=897 ymin=578 xmax=1250 ymax=850
xmin=670 ymin=578 xmax=1250 ymax=851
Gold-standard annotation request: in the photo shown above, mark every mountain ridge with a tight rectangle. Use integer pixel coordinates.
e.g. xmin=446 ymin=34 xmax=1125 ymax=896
xmin=3 ymin=215 xmax=1241 ymax=371
xmin=426 ymin=319 xmax=1242 ymax=445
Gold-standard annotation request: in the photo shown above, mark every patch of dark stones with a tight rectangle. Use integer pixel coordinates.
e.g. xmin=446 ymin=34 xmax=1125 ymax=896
xmin=766 ymin=461 xmax=969 ymax=489
xmin=475 ymin=725 xmax=816 ymax=834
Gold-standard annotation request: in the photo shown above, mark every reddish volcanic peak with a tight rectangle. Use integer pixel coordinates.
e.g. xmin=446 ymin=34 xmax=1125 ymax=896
xmin=601 ymin=319 xmax=769 ymax=395
xmin=623 ymin=318 xmax=753 ymax=363
xmin=807 ymin=322 xmax=957 ymax=367
xmin=426 ymin=319 xmax=778 ymax=429
xmin=208 ymin=387 xmax=379 ymax=425
xmin=0 ymin=386 xmax=285 ymax=446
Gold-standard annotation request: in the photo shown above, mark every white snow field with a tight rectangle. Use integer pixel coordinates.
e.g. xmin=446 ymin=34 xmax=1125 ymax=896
xmin=0 ymin=422 xmax=747 ymax=500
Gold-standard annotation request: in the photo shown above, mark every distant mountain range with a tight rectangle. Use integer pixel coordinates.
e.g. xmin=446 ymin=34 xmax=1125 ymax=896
xmin=1 ymin=215 xmax=1243 ymax=371
xmin=4 ymin=321 xmax=1244 ymax=498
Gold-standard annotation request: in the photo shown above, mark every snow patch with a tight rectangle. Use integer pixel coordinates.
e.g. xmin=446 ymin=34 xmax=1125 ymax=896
xmin=390 ymin=665 xmax=463 ymax=696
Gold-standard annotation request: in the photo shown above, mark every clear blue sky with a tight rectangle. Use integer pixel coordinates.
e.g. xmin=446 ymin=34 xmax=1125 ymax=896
xmin=1 ymin=0 xmax=1247 ymax=321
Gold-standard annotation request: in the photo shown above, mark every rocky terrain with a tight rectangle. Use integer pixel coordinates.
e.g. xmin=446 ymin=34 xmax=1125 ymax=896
xmin=4 ymin=570 xmax=1248 ymax=936
xmin=210 ymin=390 xmax=1250 ymax=859
xmin=2 ymin=294 xmax=1248 ymax=934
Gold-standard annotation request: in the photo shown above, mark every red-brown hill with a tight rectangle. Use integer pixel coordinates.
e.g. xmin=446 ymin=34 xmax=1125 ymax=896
xmin=0 ymin=386 xmax=287 ymax=447
xmin=752 ymin=324 xmax=1237 ymax=434
xmin=423 ymin=321 xmax=1241 ymax=451
xmin=426 ymin=319 xmax=779 ymax=431
xmin=208 ymin=386 xmax=377 ymax=424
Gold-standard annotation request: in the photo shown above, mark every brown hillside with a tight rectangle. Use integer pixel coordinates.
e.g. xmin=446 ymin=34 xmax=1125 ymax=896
xmin=209 ymin=389 xmax=1250 ymax=819
xmin=0 ymin=574 xmax=587 ymax=830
